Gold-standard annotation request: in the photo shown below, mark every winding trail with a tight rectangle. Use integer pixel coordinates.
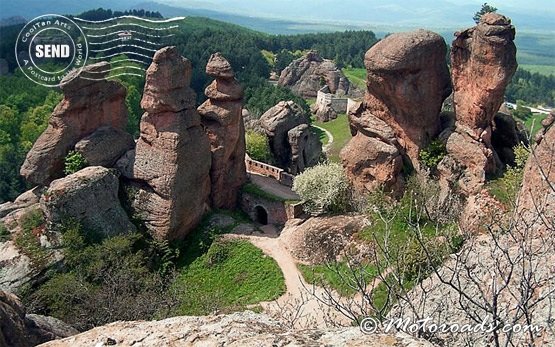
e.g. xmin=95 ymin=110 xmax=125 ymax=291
xmin=227 ymin=224 xmax=389 ymax=329
xmin=312 ymin=125 xmax=334 ymax=153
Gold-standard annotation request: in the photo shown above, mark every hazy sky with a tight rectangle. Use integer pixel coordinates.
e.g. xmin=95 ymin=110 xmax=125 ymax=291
xmin=160 ymin=0 xmax=554 ymax=30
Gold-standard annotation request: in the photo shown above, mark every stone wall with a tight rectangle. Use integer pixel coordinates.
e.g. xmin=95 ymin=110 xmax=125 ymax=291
xmin=240 ymin=192 xmax=289 ymax=225
xmin=315 ymin=86 xmax=349 ymax=114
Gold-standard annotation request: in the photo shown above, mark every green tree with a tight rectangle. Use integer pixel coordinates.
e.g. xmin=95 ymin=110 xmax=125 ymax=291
xmin=473 ymin=3 xmax=498 ymax=23
xmin=292 ymin=162 xmax=350 ymax=215
xmin=245 ymin=130 xmax=272 ymax=163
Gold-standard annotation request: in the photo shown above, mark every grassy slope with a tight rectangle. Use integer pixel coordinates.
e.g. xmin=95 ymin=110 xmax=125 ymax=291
xmin=174 ymin=238 xmax=285 ymax=315
xmin=312 ymin=114 xmax=352 ymax=162
xmin=172 ymin=212 xmax=285 ymax=315
xmin=342 ymin=67 xmax=366 ymax=89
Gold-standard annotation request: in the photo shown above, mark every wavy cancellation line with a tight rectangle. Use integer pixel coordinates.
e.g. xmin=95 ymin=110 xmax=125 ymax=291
xmin=88 ymin=37 xmax=161 ymax=46
xmin=81 ymin=72 xmax=145 ymax=81
xmin=74 ymin=15 xmax=186 ymax=24
xmin=85 ymin=66 xmax=147 ymax=74
xmin=88 ymin=51 xmax=154 ymax=60
xmin=109 ymin=58 xmax=150 ymax=65
xmin=80 ymin=22 xmax=179 ymax=31
xmin=90 ymin=44 xmax=158 ymax=53
xmin=86 ymin=30 xmax=175 ymax=39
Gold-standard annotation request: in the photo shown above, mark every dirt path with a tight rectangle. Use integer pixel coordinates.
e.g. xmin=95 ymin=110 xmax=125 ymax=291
xmin=312 ymin=125 xmax=334 ymax=153
xmin=248 ymin=173 xmax=300 ymax=200
xmin=228 ymin=225 xmax=352 ymax=328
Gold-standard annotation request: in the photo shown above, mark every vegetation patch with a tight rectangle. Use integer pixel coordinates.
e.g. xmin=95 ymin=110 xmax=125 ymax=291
xmin=293 ymin=162 xmax=350 ymax=215
xmin=299 ymin=262 xmax=378 ymax=296
xmin=486 ymin=144 xmax=528 ymax=208
xmin=24 ymin=221 xmax=181 ymax=331
xmin=13 ymin=208 xmax=48 ymax=269
xmin=312 ymin=114 xmax=352 ymax=162
xmin=63 ymin=151 xmax=88 ymax=176
xmin=419 ymin=139 xmax=447 ymax=171
xmin=242 ymin=182 xmax=288 ymax=202
xmin=341 ymin=67 xmax=366 ymax=89
xmin=245 ymin=130 xmax=272 ymax=163
xmin=0 ymin=222 xmax=10 ymax=242
xmin=173 ymin=238 xmax=285 ymax=315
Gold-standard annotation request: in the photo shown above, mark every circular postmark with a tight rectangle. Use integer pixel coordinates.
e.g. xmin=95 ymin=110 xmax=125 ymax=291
xmin=15 ymin=14 xmax=88 ymax=87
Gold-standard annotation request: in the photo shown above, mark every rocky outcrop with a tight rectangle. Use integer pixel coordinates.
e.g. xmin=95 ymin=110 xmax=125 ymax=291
xmin=451 ymin=13 xmax=517 ymax=138
xmin=259 ymin=101 xmax=322 ymax=173
xmin=20 ymin=62 xmax=128 ymax=186
xmin=438 ymin=13 xmax=518 ymax=196
xmin=517 ymin=123 xmax=555 ymax=232
xmin=534 ymin=111 xmax=554 ymax=145
xmin=341 ymin=30 xmax=450 ymax=195
xmin=1 ymin=291 xmax=77 ymax=347
xmin=362 ymin=29 xmax=451 ymax=162
xmin=491 ymin=112 xmax=528 ymax=166
xmin=341 ymin=132 xmax=404 ymax=195
xmin=0 ymin=187 xmax=42 ymax=219
xmin=314 ymin=101 xmax=338 ymax=122
xmin=40 ymin=311 xmax=435 ymax=347
xmin=1 ymin=204 xmax=63 ymax=293
xmin=74 ymin=126 xmax=134 ymax=167
xmin=198 ymin=53 xmax=247 ymax=209
xmin=117 ymin=47 xmax=211 ymax=240
xmin=287 ymin=124 xmax=322 ymax=175
xmin=280 ymin=215 xmax=370 ymax=264
xmin=278 ymin=51 xmax=350 ymax=98
xmin=41 ymin=166 xmax=135 ymax=236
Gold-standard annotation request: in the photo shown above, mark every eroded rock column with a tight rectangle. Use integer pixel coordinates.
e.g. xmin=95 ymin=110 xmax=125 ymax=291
xmin=198 ymin=53 xmax=247 ymax=209
xmin=118 ymin=47 xmax=211 ymax=240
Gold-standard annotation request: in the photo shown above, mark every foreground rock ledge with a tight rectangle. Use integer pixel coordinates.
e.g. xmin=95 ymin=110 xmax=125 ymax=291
xmin=39 ymin=311 xmax=435 ymax=347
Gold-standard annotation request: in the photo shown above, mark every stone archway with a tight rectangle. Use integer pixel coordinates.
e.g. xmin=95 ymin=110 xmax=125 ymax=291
xmin=254 ymin=205 xmax=268 ymax=225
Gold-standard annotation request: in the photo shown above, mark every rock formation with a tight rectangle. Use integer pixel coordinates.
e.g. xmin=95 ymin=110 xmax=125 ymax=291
xmin=361 ymin=29 xmax=451 ymax=161
xmin=287 ymin=124 xmax=322 ymax=175
xmin=314 ymin=101 xmax=338 ymax=122
xmin=41 ymin=166 xmax=135 ymax=236
xmin=259 ymin=101 xmax=322 ymax=173
xmin=40 ymin=311 xmax=435 ymax=347
xmin=1 ymin=291 xmax=77 ymax=347
xmin=198 ymin=53 xmax=247 ymax=209
xmin=278 ymin=51 xmax=350 ymax=98
xmin=74 ymin=126 xmax=135 ymax=167
xmin=280 ymin=215 xmax=370 ymax=264
xmin=117 ymin=46 xmax=211 ymax=240
xmin=341 ymin=30 xmax=450 ymax=195
xmin=439 ymin=13 xmax=518 ymax=195
xmin=451 ymin=13 xmax=517 ymax=138
xmin=20 ymin=62 xmax=128 ymax=186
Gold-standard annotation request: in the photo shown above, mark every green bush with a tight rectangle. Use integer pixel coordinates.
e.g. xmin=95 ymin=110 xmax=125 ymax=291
xmin=419 ymin=139 xmax=447 ymax=171
xmin=245 ymin=130 xmax=272 ymax=163
xmin=0 ymin=222 xmax=10 ymax=242
xmin=13 ymin=209 xmax=48 ymax=268
xmin=25 ymin=224 xmax=180 ymax=331
xmin=205 ymin=238 xmax=230 ymax=267
xmin=487 ymin=144 xmax=529 ymax=207
xmin=293 ymin=162 xmax=350 ymax=215
xmin=63 ymin=151 xmax=87 ymax=175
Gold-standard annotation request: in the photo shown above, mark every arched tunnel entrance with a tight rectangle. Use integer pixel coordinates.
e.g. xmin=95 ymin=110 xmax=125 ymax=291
xmin=254 ymin=205 xmax=268 ymax=225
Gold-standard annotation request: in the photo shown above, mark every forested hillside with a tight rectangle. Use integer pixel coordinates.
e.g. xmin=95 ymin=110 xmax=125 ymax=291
xmin=0 ymin=9 xmax=553 ymax=204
